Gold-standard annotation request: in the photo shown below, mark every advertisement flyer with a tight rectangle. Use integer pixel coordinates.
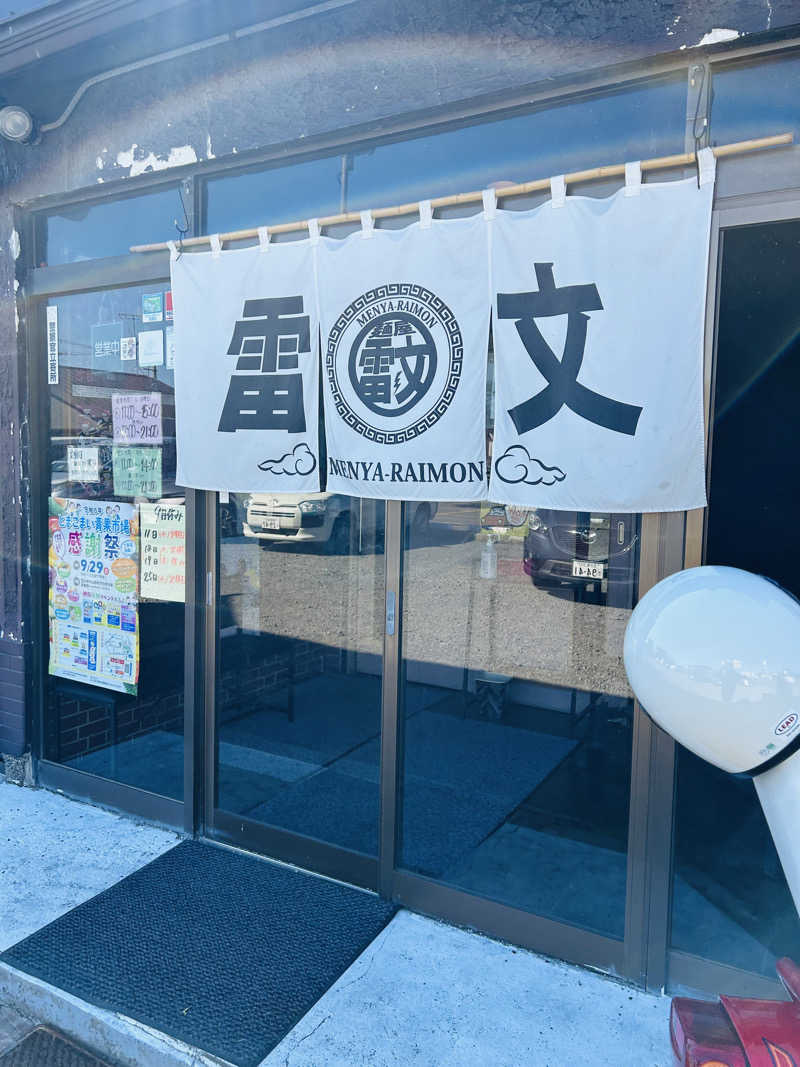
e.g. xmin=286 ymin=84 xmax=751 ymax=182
xmin=112 ymin=392 xmax=163 ymax=445
xmin=140 ymin=501 xmax=185 ymax=602
xmin=120 ymin=336 xmax=137 ymax=362
xmin=112 ymin=447 xmax=162 ymax=498
xmin=48 ymin=497 xmax=139 ymax=694
xmin=142 ymin=292 xmax=163 ymax=323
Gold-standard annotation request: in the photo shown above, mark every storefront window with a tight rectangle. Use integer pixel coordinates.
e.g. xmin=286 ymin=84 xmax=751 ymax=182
xmin=711 ymin=52 xmax=800 ymax=145
xmin=43 ymin=284 xmax=185 ymax=800
xmin=215 ymin=493 xmax=384 ymax=855
xmin=347 ymin=77 xmax=687 ymax=212
xmin=204 ymin=154 xmax=346 ymax=236
xmin=37 ymin=186 xmax=185 ymax=267
xmin=202 ymin=76 xmax=687 ymax=236
xmin=670 ymin=219 xmax=800 ymax=977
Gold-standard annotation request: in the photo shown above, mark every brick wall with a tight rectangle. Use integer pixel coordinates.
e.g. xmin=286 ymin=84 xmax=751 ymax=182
xmin=0 ymin=636 xmax=25 ymax=756
xmin=46 ymin=634 xmax=335 ymax=762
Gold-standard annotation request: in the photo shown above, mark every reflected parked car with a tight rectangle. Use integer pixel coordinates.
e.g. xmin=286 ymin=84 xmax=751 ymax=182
xmin=243 ymin=492 xmax=436 ymax=553
xmin=523 ymin=510 xmax=639 ymax=598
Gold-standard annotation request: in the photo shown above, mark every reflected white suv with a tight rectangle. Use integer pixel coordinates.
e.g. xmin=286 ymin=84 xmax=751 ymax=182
xmin=243 ymin=492 xmax=435 ymax=553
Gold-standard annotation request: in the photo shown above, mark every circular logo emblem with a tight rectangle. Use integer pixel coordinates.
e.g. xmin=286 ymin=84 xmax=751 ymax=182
xmin=775 ymin=712 xmax=798 ymax=736
xmin=327 ymin=284 xmax=462 ymax=444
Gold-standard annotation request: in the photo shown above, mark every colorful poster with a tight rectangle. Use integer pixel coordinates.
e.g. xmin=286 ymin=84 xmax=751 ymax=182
xmin=165 ymin=290 xmax=173 ymax=322
xmin=112 ymin=447 xmax=162 ymax=498
xmin=48 ymin=497 xmax=139 ymax=694
xmin=142 ymin=292 xmax=163 ymax=323
xmin=120 ymin=336 xmax=137 ymax=362
xmin=140 ymin=501 xmax=185 ymax=602
xmin=112 ymin=392 xmax=163 ymax=445
xmin=138 ymin=330 xmax=164 ymax=368
xmin=91 ymin=322 xmax=122 ymax=360
xmin=67 ymin=445 xmax=100 ymax=483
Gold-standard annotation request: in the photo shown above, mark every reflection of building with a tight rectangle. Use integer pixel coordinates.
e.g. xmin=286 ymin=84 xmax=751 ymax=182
xmin=0 ymin=2 xmax=799 ymax=1044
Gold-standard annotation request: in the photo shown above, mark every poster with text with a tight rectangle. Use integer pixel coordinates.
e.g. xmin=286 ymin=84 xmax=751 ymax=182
xmin=113 ymin=447 xmax=162 ymax=498
xmin=171 ymin=239 xmax=320 ymax=493
xmin=112 ymin=392 xmax=163 ymax=445
xmin=67 ymin=446 xmax=100 ymax=483
xmin=48 ymin=497 xmax=139 ymax=694
xmin=317 ymin=213 xmax=490 ymax=500
xmin=140 ymin=501 xmax=185 ymax=602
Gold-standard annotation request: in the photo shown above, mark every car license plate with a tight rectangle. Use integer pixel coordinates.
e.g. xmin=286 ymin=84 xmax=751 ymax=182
xmin=572 ymin=560 xmax=604 ymax=579
xmin=262 ymin=517 xmax=280 ymax=531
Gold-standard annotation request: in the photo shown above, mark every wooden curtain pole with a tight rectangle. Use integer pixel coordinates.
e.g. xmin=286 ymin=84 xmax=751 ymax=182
xmin=130 ymin=132 xmax=793 ymax=253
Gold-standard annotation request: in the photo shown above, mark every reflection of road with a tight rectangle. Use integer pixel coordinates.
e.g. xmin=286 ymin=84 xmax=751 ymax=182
xmin=221 ymin=509 xmax=632 ymax=698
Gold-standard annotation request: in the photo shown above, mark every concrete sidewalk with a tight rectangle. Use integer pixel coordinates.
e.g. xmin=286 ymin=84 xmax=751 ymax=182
xmin=0 ymin=782 xmax=672 ymax=1065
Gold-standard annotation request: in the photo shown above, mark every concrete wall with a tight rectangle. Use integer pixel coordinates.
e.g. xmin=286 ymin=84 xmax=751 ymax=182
xmin=0 ymin=0 xmax=798 ymax=756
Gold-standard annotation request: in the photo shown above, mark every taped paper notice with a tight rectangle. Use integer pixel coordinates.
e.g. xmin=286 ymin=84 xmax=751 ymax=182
xmin=165 ymin=325 xmax=176 ymax=370
xmin=67 ymin=445 xmax=100 ymax=483
xmin=140 ymin=501 xmax=185 ymax=602
xmin=112 ymin=447 xmax=162 ymax=498
xmin=138 ymin=330 xmax=164 ymax=368
xmin=112 ymin=392 xmax=163 ymax=445
xmin=120 ymin=336 xmax=137 ymax=361
xmin=46 ymin=305 xmax=59 ymax=385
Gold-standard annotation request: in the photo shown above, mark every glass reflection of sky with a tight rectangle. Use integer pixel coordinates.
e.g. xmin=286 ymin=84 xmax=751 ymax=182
xmin=205 ymin=77 xmax=686 ymax=234
xmin=711 ymin=54 xmax=800 ymax=144
xmin=43 ymin=186 xmax=184 ymax=267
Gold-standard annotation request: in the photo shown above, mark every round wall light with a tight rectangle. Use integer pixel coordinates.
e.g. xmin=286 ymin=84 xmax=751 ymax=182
xmin=0 ymin=105 xmax=34 ymax=143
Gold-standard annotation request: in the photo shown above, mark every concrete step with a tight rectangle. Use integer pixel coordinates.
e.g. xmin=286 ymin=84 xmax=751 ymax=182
xmin=0 ymin=964 xmax=236 ymax=1067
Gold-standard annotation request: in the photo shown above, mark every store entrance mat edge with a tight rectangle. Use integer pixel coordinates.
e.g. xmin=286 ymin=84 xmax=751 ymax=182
xmin=1 ymin=840 xmax=396 ymax=1066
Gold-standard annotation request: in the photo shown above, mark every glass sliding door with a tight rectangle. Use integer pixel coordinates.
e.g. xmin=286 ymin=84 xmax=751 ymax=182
xmin=397 ymin=499 xmax=640 ymax=940
xmin=212 ymin=490 xmax=385 ymax=881
xmin=41 ymin=284 xmax=186 ymax=803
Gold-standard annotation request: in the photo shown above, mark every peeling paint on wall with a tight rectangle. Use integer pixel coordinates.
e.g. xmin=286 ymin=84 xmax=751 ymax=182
xmin=115 ymin=143 xmax=198 ymax=177
xmin=693 ymin=27 xmax=741 ymax=46
xmin=8 ymin=230 xmax=19 ymax=260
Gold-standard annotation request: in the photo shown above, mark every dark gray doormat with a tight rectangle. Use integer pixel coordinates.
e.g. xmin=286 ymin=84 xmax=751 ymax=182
xmin=1 ymin=841 xmax=395 ymax=1066
xmin=0 ymin=1027 xmax=115 ymax=1066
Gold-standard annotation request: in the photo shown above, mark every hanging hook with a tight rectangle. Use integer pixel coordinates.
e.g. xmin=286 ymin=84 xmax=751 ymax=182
xmin=172 ymin=185 xmax=191 ymax=257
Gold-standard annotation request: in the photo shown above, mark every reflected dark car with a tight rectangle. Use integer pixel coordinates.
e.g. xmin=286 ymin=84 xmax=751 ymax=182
xmin=523 ymin=510 xmax=639 ymax=598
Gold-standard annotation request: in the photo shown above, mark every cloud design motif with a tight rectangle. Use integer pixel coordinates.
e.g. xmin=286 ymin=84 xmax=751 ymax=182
xmin=258 ymin=443 xmax=317 ymax=477
xmin=493 ymin=445 xmax=565 ymax=486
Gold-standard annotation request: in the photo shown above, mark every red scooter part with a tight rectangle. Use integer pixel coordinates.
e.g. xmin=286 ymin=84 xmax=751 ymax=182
xmin=671 ymin=958 xmax=800 ymax=1066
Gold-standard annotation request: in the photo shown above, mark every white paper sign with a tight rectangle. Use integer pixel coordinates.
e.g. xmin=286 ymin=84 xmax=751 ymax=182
xmin=67 ymin=445 xmax=100 ymax=483
xmin=140 ymin=501 xmax=185 ymax=602
xmin=165 ymin=325 xmax=176 ymax=370
xmin=46 ymin=305 xmax=59 ymax=384
xmin=488 ymin=160 xmax=715 ymax=513
xmin=138 ymin=330 xmax=164 ymax=367
xmin=171 ymin=239 xmax=320 ymax=493
xmin=120 ymin=336 xmax=137 ymax=361
xmin=317 ymin=213 xmax=490 ymax=500
xmin=112 ymin=392 xmax=163 ymax=445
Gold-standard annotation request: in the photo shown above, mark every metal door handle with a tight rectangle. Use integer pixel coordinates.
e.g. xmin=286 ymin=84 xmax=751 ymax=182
xmin=385 ymin=590 xmax=396 ymax=636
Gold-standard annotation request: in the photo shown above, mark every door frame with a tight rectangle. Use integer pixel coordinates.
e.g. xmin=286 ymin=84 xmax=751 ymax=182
xmin=24 ymin=249 xmax=192 ymax=833
xmin=669 ymin=190 xmax=800 ymax=999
